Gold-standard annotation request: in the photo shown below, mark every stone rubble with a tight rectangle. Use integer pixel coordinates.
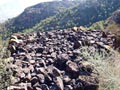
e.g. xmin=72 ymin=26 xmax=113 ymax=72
xmin=8 ymin=28 xmax=115 ymax=90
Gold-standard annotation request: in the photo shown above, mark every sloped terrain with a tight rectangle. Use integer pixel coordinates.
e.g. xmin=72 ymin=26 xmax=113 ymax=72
xmin=23 ymin=0 xmax=120 ymax=32
xmin=7 ymin=0 xmax=80 ymax=32
xmin=8 ymin=28 xmax=115 ymax=90
xmin=89 ymin=10 xmax=120 ymax=49
xmin=4 ymin=0 xmax=120 ymax=34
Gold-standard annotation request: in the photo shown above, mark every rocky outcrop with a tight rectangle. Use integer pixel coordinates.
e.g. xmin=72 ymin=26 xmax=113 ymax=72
xmin=8 ymin=28 xmax=115 ymax=90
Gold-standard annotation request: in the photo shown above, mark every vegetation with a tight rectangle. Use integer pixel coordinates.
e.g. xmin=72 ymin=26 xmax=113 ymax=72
xmin=1 ymin=0 xmax=119 ymax=34
xmin=89 ymin=20 xmax=105 ymax=30
xmin=0 ymin=0 xmax=120 ymax=89
xmin=79 ymin=46 xmax=120 ymax=90
xmin=90 ymin=10 xmax=120 ymax=50
xmin=0 ymin=47 xmax=12 ymax=90
xmin=22 ymin=0 xmax=120 ymax=33
xmin=0 ymin=22 xmax=12 ymax=89
xmin=7 ymin=0 xmax=80 ymax=33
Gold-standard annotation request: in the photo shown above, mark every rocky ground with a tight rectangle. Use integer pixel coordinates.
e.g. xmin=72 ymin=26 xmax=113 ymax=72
xmin=8 ymin=28 xmax=115 ymax=90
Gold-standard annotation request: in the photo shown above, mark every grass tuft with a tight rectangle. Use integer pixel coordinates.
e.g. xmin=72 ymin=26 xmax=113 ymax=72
xmin=0 ymin=47 xmax=12 ymax=90
xmin=79 ymin=46 xmax=120 ymax=90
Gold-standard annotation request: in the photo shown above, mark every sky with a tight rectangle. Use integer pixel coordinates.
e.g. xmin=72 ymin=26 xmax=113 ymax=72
xmin=0 ymin=0 xmax=53 ymax=22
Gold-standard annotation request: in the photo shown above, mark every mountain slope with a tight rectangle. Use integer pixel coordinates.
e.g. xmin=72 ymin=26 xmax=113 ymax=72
xmin=88 ymin=9 xmax=120 ymax=49
xmin=24 ymin=0 xmax=120 ymax=32
xmin=7 ymin=0 xmax=80 ymax=32
xmin=89 ymin=9 xmax=120 ymax=31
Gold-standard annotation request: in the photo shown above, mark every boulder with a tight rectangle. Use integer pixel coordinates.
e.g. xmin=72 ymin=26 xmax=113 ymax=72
xmin=73 ymin=41 xmax=81 ymax=49
xmin=37 ymin=74 xmax=45 ymax=83
xmin=66 ymin=60 xmax=79 ymax=78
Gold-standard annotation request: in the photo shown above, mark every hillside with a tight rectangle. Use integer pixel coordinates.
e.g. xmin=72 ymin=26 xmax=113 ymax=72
xmin=88 ymin=9 xmax=120 ymax=50
xmin=1 ymin=1 xmax=120 ymax=90
xmin=89 ymin=10 xmax=120 ymax=34
xmin=23 ymin=0 xmax=120 ymax=32
xmin=2 ymin=0 xmax=120 ymax=34
xmin=89 ymin=9 xmax=120 ymax=29
xmin=1 ymin=0 xmax=120 ymax=41
xmin=7 ymin=0 xmax=80 ymax=33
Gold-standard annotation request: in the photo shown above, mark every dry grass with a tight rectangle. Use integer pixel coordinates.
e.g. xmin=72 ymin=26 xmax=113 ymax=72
xmin=98 ymin=52 xmax=120 ymax=90
xmin=105 ymin=22 xmax=120 ymax=36
xmin=79 ymin=46 xmax=120 ymax=90
xmin=0 ymin=47 xmax=12 ymax=90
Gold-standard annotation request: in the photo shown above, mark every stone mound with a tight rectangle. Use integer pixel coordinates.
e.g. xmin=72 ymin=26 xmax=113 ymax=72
xmin=8 ymin=28 xmax=115 ymax=90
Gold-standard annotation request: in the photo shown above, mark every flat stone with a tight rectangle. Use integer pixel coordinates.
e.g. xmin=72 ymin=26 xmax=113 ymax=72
xmin=26 ymin=73 xmax=31 ymax=81
xmin=35 ymin=47 xmax=44 ymax=53
xmin=78 ymin=61 xmax=94 ymax=74
xmin=78 ymin=75 xmax=99 ymax=90
xmin=51 ymin=52 xmax=57 ymax=59
xmin=40 ymin=84 xmax=49 ymax=90
xmin=33 ymin=82 xmax=40 ymax=87
xmin=63 ymin=75 xmax=71 ymax=84
xmin=65 ymin=85 xmax=73 ymax=90
xmin=73 ymin=49 xmax=81 ymax=56
xmin=20 ymin=73 xmax=25 ymax=78
xmin=37 ymin=74 xmax=45 ymax=83
xmin=89 ymin=40 xmax=95 ymax=44
xmin=59 ymin=53 xmax=69 ymax=61
xmin=36 ymin=67 xmax=47 ymax=75
xmin=72 ymin=27 xmax=78 ymax=32
xmin=66 ymin=61 xmax=79 ymax=78
xmin=23 ymin=68 xmax=30 ymax=74
xmin=29 ymin=60 xmax=35 ymax=64
xmin=66 ymin=61 xmax=79 ymax=73
xmin=73 ymin=41 xmax=81 ymax=49
xmin=31 ymin=77 xmax=39 ymax=86
xmin=54 ymin=77 xmax=64 ymax=90
xmin=47 ymin=65 xmax=62 ymax=77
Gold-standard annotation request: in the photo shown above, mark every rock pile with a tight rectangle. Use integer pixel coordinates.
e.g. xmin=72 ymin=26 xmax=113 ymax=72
xmin=8 ymin=28 xmax=115 ymax=90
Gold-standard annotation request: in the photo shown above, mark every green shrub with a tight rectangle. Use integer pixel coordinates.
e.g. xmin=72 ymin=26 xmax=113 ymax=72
xmin=0 ymin=48 xmax=12 ymax=90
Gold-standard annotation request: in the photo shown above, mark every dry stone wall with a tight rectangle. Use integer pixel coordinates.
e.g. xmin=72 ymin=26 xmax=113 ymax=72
xmin=8 ymin=28 xmax=115 ymax=90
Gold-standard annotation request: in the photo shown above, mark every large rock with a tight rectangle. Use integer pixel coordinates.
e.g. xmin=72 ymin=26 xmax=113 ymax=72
xmin=66 ymin=60 xmax=79 ymax=78
xmin=54 ymin=77 xmax=64 ymax=90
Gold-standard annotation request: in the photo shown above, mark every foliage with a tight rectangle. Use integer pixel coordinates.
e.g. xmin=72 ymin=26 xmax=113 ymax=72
xmin=89 ymin=20 xmax=105 ymax=30
xmin=0 ymin=29 xmax=12 ymax=89
xmin=7 ymin=0 xmax=80 ymax=33
xmin=21 ymin=0 xmax=120 ymax=33
xmin=111 ymin=10 xmax=120 ymax=24
xmin=2 ymin=0 xmax=119 ymax=34
xmin=79 ymin=46 xmax=120 ymax=90
xmin=0 ymin=47 xmax=12 ymax=90
xmin=89 ymin=9 xmax=120 ymax=30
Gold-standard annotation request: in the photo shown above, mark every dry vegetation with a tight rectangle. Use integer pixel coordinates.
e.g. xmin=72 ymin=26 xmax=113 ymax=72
xmin=79 ymin=46 xmax=120 ymax=90
xmin=105 ymin=22 xmax=120 ymax=35
xmin=0 ymin=46 xmax=12 ymax=90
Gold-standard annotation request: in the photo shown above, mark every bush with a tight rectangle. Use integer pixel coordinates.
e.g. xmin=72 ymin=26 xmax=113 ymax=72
xmin=79 ymin=46 xmax=120 ymax=90
xmin=112 ymin=10 xmax=120 ymax=24
xmin=0 ymin=47 xmax=12 ymax=90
